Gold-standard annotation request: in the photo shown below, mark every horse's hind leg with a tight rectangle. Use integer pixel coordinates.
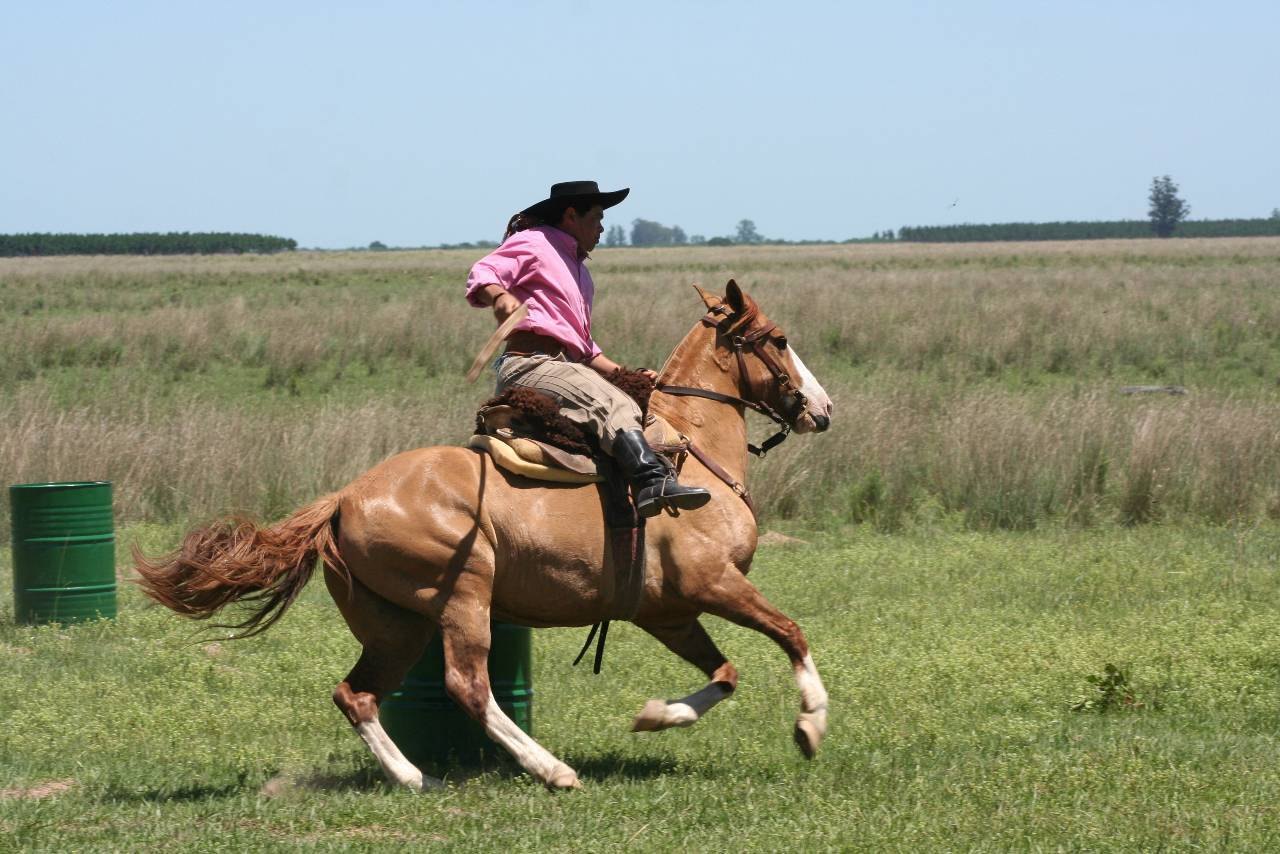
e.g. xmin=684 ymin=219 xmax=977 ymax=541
xmin=631 ymin=617 xmax=738 ymax=732
xmin=439 ymin=601 xmax=580 ymax=790
xmin=689 ymin=567 xmax=829 ymax=758
xmin=325 ymin=570 xmax=439 ymax=791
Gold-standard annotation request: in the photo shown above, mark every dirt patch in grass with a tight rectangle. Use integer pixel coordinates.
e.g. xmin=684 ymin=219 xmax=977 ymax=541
xmin=288 ymin=825 xmax=445 ymax=845
xmin=0 ymin=778 xmax=76 ymax=800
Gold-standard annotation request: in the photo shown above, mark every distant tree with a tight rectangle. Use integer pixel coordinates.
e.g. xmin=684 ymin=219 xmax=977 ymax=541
xmin=735 ymin=219 xmax=762 ymax=244
xmin=1271 ymin=208 xmax=1280 ymax=220
xmin=368 ymin=240 xmax=388 ymax=251
xmin=885 ymin=228 xmax=895 ymax=240
xmin=604 ymin=224 xmax=627 ymax=247
xmin=1148 ymin=175 xmax=1190 ymax=238
xmin=631 ymin=218 xmax=686 ymax=247
xmin=690 ymin=234 xmax=706 ymax=244
xmin=706 ymin=236 xmax=733 ymax=247
xmin=671 ymin=226 xmax=687 ymax=245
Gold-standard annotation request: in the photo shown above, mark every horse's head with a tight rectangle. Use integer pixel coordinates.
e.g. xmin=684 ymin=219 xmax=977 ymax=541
xmin=695 ymin=280 xmax=833 ymax=434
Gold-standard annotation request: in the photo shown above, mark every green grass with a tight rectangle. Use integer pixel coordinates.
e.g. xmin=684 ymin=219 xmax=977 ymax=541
xmin=6 ymin=523 xmax=1280 ymax=851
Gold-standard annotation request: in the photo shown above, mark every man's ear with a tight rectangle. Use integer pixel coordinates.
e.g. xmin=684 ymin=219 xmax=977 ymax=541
xmin=693 ymin=283 xmax=720 ymax=310
xmin=725 ymin=279 xmax=747 ymax=314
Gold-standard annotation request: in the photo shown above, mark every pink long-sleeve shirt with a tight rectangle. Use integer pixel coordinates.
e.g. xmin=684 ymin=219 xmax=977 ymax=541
xmin=465 ymin=225 xmax=602 ymax=362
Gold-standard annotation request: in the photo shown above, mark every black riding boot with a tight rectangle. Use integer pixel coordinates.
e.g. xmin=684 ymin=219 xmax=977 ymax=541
xmin=611 ymin=429 xmax=712 ymax=518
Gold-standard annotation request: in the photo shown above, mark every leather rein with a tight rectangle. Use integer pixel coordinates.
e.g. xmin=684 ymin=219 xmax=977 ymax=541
xmin=653 ymin=304 xmax=809 ymax=514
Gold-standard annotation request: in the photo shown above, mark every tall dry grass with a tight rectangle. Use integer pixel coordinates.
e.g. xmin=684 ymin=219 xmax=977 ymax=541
xmin=754 ymin=387 xmax=1280 ymax=529
xmin=3 ymin=238 xmax=1280 ymax=529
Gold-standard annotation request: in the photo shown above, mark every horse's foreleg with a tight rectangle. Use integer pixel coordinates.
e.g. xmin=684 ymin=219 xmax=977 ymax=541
xmin=690 ymin=567 xmax=829 ymax=759
xmin=440 ymin=605 xmax=580 ymax=790
xmin=631 ymin=617 xmax=738 ymax=732
xmin=325 ymin=571 xmax=440 ymax=791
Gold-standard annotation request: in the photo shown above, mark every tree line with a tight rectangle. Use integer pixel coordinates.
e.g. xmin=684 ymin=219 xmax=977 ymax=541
xmin=605 ymin=218 xmax=766 ymax=247
xmin=897 ymin=218 xmax=1280 ymax=243
xmin=0 ymin=232 xmax=297 ymax=257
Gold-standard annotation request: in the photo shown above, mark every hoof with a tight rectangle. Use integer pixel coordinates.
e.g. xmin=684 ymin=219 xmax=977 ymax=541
xmin=794 ymin=718 xmax=820 ymax=759
xmin=631 ymin=699 xmax=668 ymax=732
xmin=545 ymin=763 xmax=581 ymax=791
xmin=399 ymin=768 xmax=444 ymax=792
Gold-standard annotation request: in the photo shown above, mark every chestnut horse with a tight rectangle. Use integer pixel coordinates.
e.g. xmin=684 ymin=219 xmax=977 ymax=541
xmin=136 ymin=280 xmax=834 ymax=790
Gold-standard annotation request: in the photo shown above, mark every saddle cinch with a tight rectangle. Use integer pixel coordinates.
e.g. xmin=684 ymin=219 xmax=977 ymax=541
xmin=468 ymin=396 xmax=689 ymax=673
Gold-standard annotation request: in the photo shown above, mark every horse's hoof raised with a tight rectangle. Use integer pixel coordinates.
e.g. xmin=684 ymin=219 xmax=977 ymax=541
xmin=631 ymin=699 xmax=668 ymax=732
xmin=545 ymin=764 xmax=581 ymax=791
xmin=794 ymin=718 xmax=820 ymax=759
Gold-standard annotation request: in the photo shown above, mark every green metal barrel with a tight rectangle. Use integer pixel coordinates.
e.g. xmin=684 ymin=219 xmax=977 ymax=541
xmin=9 ymin=481 xmax=117 ymax=625
xmin=381 ymin=622 xmax=532 ymax=768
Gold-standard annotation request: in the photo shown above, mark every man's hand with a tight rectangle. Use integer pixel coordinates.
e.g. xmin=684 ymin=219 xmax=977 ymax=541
xmin=477 ymin=284 xmax=521 ymax=323
xmin=492 ymin=292 xmax=521 ymax=323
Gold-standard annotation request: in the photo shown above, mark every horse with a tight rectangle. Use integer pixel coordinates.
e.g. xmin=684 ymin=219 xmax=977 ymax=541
xmin=135 ymin=279 xmax=835 ymax=791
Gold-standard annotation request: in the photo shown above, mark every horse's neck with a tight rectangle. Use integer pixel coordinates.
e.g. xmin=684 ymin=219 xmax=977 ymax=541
xmin=652 ymin=325 xmax=750 ymax=485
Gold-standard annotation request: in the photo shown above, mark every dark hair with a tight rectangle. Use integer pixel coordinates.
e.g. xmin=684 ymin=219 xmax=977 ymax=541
xmin=503 ymin=199 xmax=596 ymax=241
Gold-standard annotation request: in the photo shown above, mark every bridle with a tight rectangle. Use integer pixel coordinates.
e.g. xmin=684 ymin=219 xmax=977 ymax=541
xmin=656 ymin=303 xmax=808 ymax=457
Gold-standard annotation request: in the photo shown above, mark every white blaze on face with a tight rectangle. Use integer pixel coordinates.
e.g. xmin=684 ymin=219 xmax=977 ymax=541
xmin=788 ymin=345 xmax=833 ymax=426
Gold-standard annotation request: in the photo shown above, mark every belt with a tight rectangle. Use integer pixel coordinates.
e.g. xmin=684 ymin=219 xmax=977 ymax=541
xmin=504 ymin=331 xmax=576 ymax=360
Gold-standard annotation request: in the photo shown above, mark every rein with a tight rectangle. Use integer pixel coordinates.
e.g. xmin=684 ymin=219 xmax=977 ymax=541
xmin=656 ymin=385 xmax=792 ymax=457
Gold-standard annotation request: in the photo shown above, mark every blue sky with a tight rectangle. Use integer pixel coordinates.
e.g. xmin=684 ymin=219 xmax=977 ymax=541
xmin=3 ymin=1 xmax=1277 ymax=247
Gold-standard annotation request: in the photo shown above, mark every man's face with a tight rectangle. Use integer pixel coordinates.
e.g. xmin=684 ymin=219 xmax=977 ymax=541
xmin=561 ymin=205 xmax=605 ymax=253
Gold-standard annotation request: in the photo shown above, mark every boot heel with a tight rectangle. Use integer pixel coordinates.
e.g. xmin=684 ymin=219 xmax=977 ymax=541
xmin=636 ymin=497 xmax=665 ymax=518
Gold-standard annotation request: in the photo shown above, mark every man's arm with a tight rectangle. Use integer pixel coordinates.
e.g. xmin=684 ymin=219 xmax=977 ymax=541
xmin=472 ymin=283 xmax=522 ymax=322
xmin=588 ymin=353 xmax=623 ymax=375
xmin=589 ymin=352 xmax=657 ymax=381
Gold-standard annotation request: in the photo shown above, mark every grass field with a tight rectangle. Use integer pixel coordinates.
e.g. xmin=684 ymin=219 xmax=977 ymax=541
xmin=5 ymin=524 xmax=1280 ymax=851
xmin=4 ymin=239 xmax=1280 ymax=850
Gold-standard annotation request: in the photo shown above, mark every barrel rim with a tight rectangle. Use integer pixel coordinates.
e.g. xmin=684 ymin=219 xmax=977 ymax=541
xmin=10 ymin=481 xmax=111 ymax=492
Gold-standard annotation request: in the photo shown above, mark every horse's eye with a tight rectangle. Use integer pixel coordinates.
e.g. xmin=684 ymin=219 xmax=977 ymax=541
xmin=775 ymin=337 xmax=788 ymax=350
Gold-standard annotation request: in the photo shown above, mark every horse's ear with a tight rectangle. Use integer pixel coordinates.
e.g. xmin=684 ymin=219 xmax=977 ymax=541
xmin=693 ymin=283 xmax=720 ymax=310
xmin=725 ymin=279 xmax=747 ymax=313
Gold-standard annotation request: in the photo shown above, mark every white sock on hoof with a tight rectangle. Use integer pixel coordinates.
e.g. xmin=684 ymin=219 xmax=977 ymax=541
xmin=481 ymin=693 xmax=578 ymax=789
xmin=356 ymin=720 xmax=441 ymax=790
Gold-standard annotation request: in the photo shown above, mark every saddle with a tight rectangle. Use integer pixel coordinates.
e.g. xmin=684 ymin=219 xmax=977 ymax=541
xmin=468 ymin=411 xmax=686 ymax=484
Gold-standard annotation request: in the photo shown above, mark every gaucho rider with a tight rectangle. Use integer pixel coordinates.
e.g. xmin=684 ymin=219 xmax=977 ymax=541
xmin=466 ymin=180 xmax=711 ymax=518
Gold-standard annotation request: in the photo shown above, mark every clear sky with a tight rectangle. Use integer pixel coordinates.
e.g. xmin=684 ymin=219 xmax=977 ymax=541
xmin=3 ymin=1 xmax=1277 ymax=248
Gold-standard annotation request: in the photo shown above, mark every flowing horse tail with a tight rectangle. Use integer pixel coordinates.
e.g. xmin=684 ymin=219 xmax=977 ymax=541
xmin=133 ymin=493 xmax=347 ymax=639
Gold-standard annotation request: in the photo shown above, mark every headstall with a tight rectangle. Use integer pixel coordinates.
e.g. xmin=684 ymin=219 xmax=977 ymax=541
xmin=656 ymin=304 xmax=808 ymax=457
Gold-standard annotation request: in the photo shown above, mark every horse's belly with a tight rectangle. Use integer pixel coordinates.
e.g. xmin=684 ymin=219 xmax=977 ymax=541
xmin=487 ymin=480 xmax=620 ymax=625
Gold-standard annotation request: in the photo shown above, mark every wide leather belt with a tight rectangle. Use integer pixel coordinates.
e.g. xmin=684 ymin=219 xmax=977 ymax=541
xmin=504 ymin=331 xmax=577 ymax=360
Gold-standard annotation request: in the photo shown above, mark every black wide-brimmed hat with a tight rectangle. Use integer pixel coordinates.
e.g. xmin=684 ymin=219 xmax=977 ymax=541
xmin=520 ymin=181 xmax=630 ymax=220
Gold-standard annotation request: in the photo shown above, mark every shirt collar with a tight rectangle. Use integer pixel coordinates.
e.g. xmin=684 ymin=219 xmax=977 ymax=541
xmin=539 ymin=225 xmax=588 ymax=261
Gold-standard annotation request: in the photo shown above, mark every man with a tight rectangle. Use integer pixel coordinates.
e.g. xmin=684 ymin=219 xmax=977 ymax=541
xmin=465 ymin=181 xmax=710 ymax=518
